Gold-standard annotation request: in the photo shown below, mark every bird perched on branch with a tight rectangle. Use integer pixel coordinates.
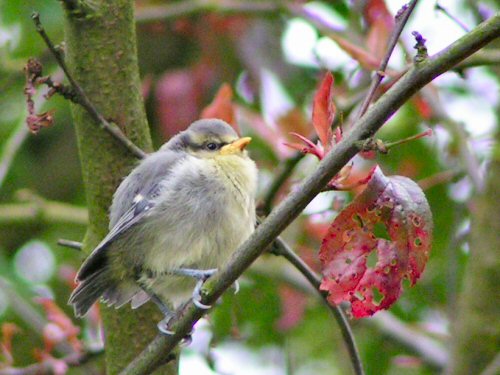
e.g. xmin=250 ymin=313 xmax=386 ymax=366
xmin=69 ymin=119 xmax=258 ymax=333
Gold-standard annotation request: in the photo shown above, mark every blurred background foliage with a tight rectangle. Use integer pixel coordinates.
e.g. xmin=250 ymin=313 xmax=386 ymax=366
xmin=0 ymin=0 xmax=498 ymax=374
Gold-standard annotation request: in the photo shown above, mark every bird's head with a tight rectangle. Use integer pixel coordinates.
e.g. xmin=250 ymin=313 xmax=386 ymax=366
xmin=165 ymin=119 xmax=252 ymax=159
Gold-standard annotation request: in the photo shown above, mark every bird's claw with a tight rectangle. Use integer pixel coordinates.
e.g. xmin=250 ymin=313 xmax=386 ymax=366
xmin=157 ymin=315 xmax=175 ymax=335
xmin=233 ymin=280 xmax=240 ymax=295
xmin=192 ymin=278 xmax=212 ymax=309
xmin=180 ymin=334 xmax=193 ymax=347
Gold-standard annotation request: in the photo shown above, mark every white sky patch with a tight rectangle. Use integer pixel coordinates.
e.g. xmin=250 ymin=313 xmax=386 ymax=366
xmin=314 ymin=36 xmax=354 ymax=70
xmin=212 ymin=343 xmax=285 ymax=375
xmin=0 ymin=24 xmax=20 ymax=50
xmin=282 ymin=18 xmax=319 ymax=67
xmin=14 ymin=241 xmax=55 ymax=284
xmin=434 ymin=68 xmax=499 ymax=137
xmin=303 ymin=191 xmax=336 ymax=215
xmin=259 ymin=68 xmax=294 ymax=124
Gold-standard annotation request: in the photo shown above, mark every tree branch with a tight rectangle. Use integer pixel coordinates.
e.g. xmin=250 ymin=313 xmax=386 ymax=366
xmin=0 ymin=191 xmax=88 ymax=226
xmin=355 ymin=0 xmax=419 ymax=121
xmin=250 ymin=261 xmax=448 ymax=370
xmin=455 ymin=49 xmax=500 ymax=69
xmin=135 ymin=0 xmax=282 ymax=23
xmin=32 ymin=13 xmax=147 ymax=159
xmin=135 ymin=0 xmax=344 ymax=36
xmin=119 ymin=12 xmax=500 ymax=375
xmin=270 ymin=238 xmax=365 ymax=375
xmin=0 ymin=349 xmax=104 ymax=375
xmin=0 ymin=120 xmax=29 ymax=190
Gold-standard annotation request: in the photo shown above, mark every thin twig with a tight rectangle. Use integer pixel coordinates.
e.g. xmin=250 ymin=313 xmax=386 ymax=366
xmin=417 ymin=169 xmax=460 ymax=190
xmin=455 ymin=49 xmax=500 ymax=69
xmin=355 ymin=0 xmax=419 ymax=122
xmin=135 ymin=0 xmax=344 ymax=36
xmin=57 ymin=239 xmax=83 ymax=250
xmin=0 ymin=349 xmax=104 ymax=375
xmin=261 ymin=151 xmax=304 ymax=216
xmin=370 ymin=311 xmax=448 ymax=369
xmin=480 ymin=352 xmax=500 ymax=375
xmin=420 ymin=86 xmax=484 ymax=191
xmin=435 ymin=2 xmax=470 ymax=32
xmin=135 ymin=0 xmax=282 ymax=23
xmin=0 ymin=194 xmax=88 ymax=226
xmin=270 ymin=238 xmax=365 ymax=375
xmin=250 ymin=262 xmax=448 ymax=369
xmin=119 ymin=12 xmax=500 ymax=375
xmin=0 ymin=278 xmax=74 ymax=356
xmin=0 ymin=120 xmax=29 ymax=190
xmin=31 ymin=12 xmax=147 ymax=159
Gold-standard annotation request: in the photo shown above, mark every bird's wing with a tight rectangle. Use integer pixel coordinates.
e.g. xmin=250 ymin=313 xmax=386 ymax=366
xmin=76 ymin=151 xmax=183 ymax=281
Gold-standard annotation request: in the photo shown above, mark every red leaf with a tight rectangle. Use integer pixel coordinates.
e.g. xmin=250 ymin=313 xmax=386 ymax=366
xmin=319 ymin=167 xmax=432 ymax=317
xmin=276 ymin=286 xmax=307 ymax=331
xmin=201 ymin=83 xmax=239 ymax=134
xmin=329 ymin=34 xmax=381 ymax=70
xmin=1 ymin=323 xmax=20 ymax=365
xmin=312 ymin=72 xmax=335 ymax=149
xmin=155 ymin=69 xmax=202 ymax=138
xmin=36 ymin=298 xmax=81 ymax=352
xmin=364 ymin=0 xmax=395 ymax=60
xmin=285 ymin=132 xmax=324 ymax=159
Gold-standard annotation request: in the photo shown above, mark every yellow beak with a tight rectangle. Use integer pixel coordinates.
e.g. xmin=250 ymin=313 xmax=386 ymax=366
xmin=220 ymin=137 xmax=252 ymax=155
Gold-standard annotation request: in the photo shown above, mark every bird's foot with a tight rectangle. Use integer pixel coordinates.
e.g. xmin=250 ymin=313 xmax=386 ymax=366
xmin=170 ymin=267 xmax=218 ymax=280
xmin=232 ymin=280 xmax=240 ymax=295
xmin=192 ymin=278 xmax=212 ymax=309
xmin=157 ymin=313 xmax=175 ymax=335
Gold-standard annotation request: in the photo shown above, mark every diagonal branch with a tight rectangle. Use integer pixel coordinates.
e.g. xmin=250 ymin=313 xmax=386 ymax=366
xmin=270 ymin=238 xmax=365 ymax=375
xmin=31 ymin=13 xmax=147 ymax=159
xmin=120 ymin=12 xmax=500 ymax=375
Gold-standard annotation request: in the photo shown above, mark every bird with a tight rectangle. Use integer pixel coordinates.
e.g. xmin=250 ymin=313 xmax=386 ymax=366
xmin=68 ymin=118 xmax=258 ymax=333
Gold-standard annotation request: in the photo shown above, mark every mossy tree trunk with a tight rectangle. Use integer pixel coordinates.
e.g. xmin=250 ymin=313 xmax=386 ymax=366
xmin=446 ymin=129 xmax=500 ymax=375
xmin=446 ymin=49 xmax=500 ymax=374
xmin=62 ymin=1 xmax=176 ymax=373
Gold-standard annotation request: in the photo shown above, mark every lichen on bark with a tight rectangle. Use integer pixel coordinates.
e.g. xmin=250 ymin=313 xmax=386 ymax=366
xmin=62 ymin=1 xmax=175 ymax=374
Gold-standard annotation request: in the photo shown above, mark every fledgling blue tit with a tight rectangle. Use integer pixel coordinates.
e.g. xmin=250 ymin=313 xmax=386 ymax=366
xmin=69 ymin=119 xmax=258 ymax=333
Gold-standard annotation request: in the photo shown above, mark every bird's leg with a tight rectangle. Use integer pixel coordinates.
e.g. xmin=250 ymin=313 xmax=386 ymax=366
xmin=150 ymin=294 xmax=176 ymax=335
xmin=139 ymin=286 xmax=175 ymax=335
xmin=169 ymin=268 xmax=218 ymax=280
xmin=150 ymin=293 xmax=175 ymax=336
xmin=169 ymin=268 xmax=217 ymax=309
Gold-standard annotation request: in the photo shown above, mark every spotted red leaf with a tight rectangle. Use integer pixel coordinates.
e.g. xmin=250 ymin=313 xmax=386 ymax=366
xmin=319 ymin=167 xmax=432 ymax=318
xmin=312 ymin=72 xmax=335 ymax=150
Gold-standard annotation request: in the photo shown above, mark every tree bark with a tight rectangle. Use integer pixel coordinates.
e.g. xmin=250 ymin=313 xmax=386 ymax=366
xmin=446 ymin=42 xmax=500 ymax=375
xmin=62 ymin=1 xmax=175 ymax=373
xmin=446 ymin=132 xmax=500 ymax=375
xmin=447 ymin=114 xmax=500 ymax=375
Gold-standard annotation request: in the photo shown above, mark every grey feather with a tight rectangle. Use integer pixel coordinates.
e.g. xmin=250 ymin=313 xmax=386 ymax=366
xmin=69 ymin=267 xmax=113 ymax=317
xmin=69 ymin=119 xmax=258 ymax=318
xmin=75 ymin=150 xmax=185 ymax=282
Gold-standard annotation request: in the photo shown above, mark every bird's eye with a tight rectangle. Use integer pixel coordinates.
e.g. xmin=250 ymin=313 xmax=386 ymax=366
xmin=206 ymin=142 xmax=218 ymax=151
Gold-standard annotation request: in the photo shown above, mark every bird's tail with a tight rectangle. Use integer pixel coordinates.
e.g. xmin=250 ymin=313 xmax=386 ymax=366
xmin=69 ymin=267 xmax=114 ymax=317
xmin=69 ymin=267 xmax=141 ymax=317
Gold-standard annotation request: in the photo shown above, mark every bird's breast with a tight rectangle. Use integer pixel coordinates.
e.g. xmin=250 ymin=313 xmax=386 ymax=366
xmin=142 ymin=155 xmax=258 ymax=274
